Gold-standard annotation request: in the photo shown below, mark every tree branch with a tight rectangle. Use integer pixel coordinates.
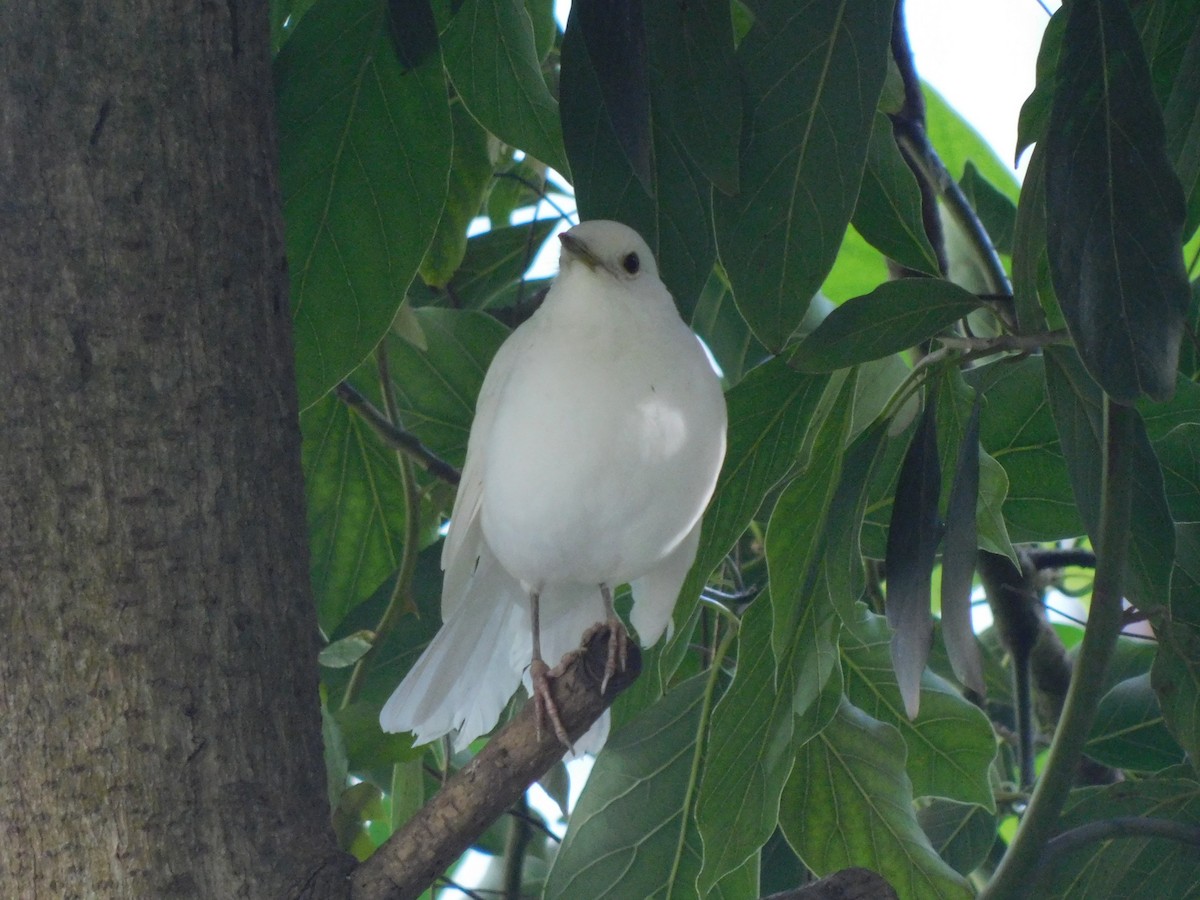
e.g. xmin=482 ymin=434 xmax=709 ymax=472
xmin=761 ymin=867 xmax=899 ymax=900
xmin=350 ymin=631 xmax=642 ymax=900
xmin=1036 ymin=817 xmax=1200 ymax=879
xmin=982 ymin=401 xmax=1136 ymax=898
xmin=335 ymin=381 xmax=461 ymax=486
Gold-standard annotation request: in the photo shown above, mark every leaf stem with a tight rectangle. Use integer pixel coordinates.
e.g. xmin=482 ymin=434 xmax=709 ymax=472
xmin=340 ymin=349 xmax=426 ymax=710
xmin=980 ymin=399 xmax=1135 ymax=898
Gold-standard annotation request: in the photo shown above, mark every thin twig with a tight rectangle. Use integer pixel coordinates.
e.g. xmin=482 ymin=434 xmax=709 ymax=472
xmin=335 ymin=381 xmax=461 ymax=486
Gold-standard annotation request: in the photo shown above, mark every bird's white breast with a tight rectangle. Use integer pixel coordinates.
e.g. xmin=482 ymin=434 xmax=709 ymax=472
xmin=479 ymin=275 xmax=725 ymax=591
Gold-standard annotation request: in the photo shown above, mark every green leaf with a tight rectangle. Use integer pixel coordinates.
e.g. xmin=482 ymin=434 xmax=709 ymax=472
xmin=853 ymin=112 xmax=941 ymax=276
xmin=277 ymin=0 xmax=452 ymax=407
xmin=780 ymin=699 xmax=973 ymax=900
xmin=822 ymin=224 xmax=892 ymax=305
xmin=713 ymin=0 xmax=893 ymax=351
xmin=560 ymin=20 xmax=715 ymax=316
xmin=689 ymin=270 xmax=770 ymax=388
xmin=319 ymin=631 xmax=375 ymax=668
xmin=1044 ymin=0 xmax=1190 ymax=403
xmin=1031 ymin=778 xmax=1200 ymax=898
xmin=966 ymin=357 xmax=1080 ymax=543
xmin=440 ymin=0 xmax=569 ymax=176
xmin=670 ymin=360 xmax=830 ymax=635
xmin=792 ymin=279 xmax=979 ymax=373
xmin=648 ymin=0 xmax=742 ymax=195
xmin=417 ymin=102 xmax=495 ymax=288
xmin=1088 ymin=672 xmax=1186 ymax=772
xmin=413 ymin=220 xmax=559 ymax=310
xmin=546 ymin=675 xmax=755 ymax=899
xmin=384 ymin=308 xmax=511 ymax=464
xmin=1015 ymin=8 xmax=1065 ymax=164
xmin=767 ymin=375 xmax=856 ymax=662
xmin=695 ymin=597 xmax=804 ymax=895
xmin=1044 ymin=347 xmax=1176 ymax=613
xmin=301 ymin=395 xmax=408 ymax=633
xmin=917 ymin=801 xmax=998 ymax=877
xmin=843 ymin=609 xmax=997 ymax=809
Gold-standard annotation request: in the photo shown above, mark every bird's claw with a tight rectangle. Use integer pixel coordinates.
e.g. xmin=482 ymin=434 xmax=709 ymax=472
xmin=594 ymin=617 xmax=629 ymax=695
xmin=531 ymin=658 xmax=573 ymax=751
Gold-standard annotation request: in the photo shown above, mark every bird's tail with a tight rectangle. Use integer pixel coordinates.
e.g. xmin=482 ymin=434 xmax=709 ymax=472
xmin=380 ymin=550 xmax=529 ymax=752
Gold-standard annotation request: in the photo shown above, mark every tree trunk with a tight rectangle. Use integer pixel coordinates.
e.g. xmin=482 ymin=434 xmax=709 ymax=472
xmin=0 ymin=2 xmax=346 ymax=895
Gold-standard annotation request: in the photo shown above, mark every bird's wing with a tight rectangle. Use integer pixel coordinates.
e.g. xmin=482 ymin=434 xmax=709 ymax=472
xmin=380 ymin=545 xmax=530 ymax=752
xmin=628 ymin=517 xmax=703 ymax=645
xmin=441 ymin=322 xmax=536 ymax=618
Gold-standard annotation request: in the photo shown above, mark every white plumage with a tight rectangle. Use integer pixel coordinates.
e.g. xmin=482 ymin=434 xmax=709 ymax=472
xmin=380 ymin=220 xmax=727 ymax=753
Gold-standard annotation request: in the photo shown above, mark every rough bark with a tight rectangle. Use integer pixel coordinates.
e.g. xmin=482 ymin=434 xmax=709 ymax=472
xmin=0 ymin=1 xmax=345 ymax=895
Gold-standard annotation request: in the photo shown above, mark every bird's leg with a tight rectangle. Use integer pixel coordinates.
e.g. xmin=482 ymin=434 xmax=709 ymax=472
xmin=529 ymin=590 xmax=573 ymax=749
xmin=599 ymin=583 xmax=629 ymax=694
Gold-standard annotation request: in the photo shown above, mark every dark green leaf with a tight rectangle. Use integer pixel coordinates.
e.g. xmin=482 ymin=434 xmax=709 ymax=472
xmin=1156 ymin=422 xmax=1200 ymax=523
xmin=821 ymin=224 xmax=892 ymax=305
xmin=1088 ymin=672 xmax=1186 ymax=772
xmin=886 ymin=397 xmax=941 ymax=719
xmin=560 ymin=21 xmax=715 ymax=316
xmin=1009 ymin=145 xmax=1054 ymax=334
xmin=277 ymin=0 xmax=451 ymax=407
xmin=1015 ymin=8 xmax=1065 ymax=164
xmin=780 ymin=699 xmax=973 ymax=900
xmin=1137 ymin=1 xmax=1200 ymax=240
xmin=1044 ymin=347 xmax=1176 ymax=613
xmin=941 ymin=395 xmax=985 ymax=697
xmin=792 ymin=279 xmax=979 ymax=373
xmin=1152 ymin=523 xmax=1200 ymax=766
xmin=1045 ymin=0 xmax=1190 ymax=403
xmin=441 ymin=0 xmax=569 ymax=176
xmin=647 ymin=0 xmax=742 ymax=195
xmin=568 ymin=0 xmax=651 ymax=188
xmin=852 ymin=112 xmax=941 ymax=276
xmin=713 ymin=0 xmax=893 ymax=351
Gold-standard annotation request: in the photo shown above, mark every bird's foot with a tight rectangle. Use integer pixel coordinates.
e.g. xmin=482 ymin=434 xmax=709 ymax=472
xmin=531 ymin=657 xmax=573 ymax=750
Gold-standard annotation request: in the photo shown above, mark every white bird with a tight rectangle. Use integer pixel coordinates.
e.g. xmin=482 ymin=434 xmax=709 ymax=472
xmin=380 ymin=220 xmax=727 ymax=753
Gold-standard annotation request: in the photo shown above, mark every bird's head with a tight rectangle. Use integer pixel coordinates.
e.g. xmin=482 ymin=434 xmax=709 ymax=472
xmin=558 ymin=220 xmax=659 ymax=284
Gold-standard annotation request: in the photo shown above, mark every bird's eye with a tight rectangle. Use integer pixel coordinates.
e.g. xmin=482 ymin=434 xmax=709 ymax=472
xmin=621 ymin=252 xmax=640 ymax=275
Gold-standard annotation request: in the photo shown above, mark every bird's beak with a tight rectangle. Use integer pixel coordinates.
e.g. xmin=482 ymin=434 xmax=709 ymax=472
xmin=559 ymin=232 xmax=604 ymax=271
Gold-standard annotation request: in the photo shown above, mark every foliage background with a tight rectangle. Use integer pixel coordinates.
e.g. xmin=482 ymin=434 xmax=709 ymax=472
xmin=270 ymin=0 xmax=1200 ymax=896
